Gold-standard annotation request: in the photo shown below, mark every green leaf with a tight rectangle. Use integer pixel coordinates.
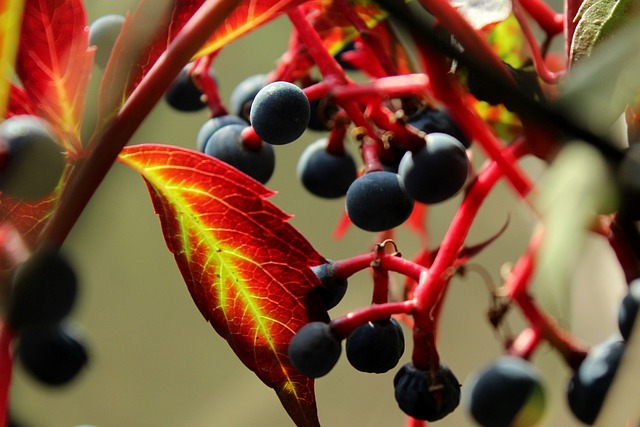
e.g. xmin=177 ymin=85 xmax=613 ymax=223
xmin=570 ymin=0 xmax=635 ymax=64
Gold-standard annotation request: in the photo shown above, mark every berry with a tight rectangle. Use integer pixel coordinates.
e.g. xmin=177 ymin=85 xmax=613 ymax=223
xmin=249 ymin=81 xmax=310 ymax=145
xmin=394 ymin=362 xmax=461 ymax=421
xmin=398 ymin=133 xmax=469 ymax=204
xmin=88 ymin=14 xmax=125 ymax=68
xmin=196 ymin=115 xmax=247 ymax=152
xmin=17 ymin=321 xmax=89 ymax=386
xmin=618 ymin=278 xmax=640 ymax=341
xmin=229 ymin=74 xmax=267 ymax=121
xmin=567 ymin=338 xmax=625 ymax=425
xmin=465 ymin=356 xmax=546 ymax=427
xmin=0 ymin=115 xmax=65 ymax=200
xmin=296 ymin=138 xmax=357 ymax=199
xmin=164 ymin=65 xmax=210 ymax=112
xmin=7 ymin=246 xmax=78 ymax=331
xmin=346 ymin=318 xmax=404 ymax=373
xmin=307 ymin=97 xmax=339 ymax=131
xmin=311 ymin=261 xmax=348 ymax=310
xmin=407 ymin=107 xmax=471 ymax=148
xmin=288 ymin=322 xmax=342 ymax=378
xmin=345 ymin=171 xmax=414 ymax=232
xmin=203 ymin=124 xmax=275 ymax=184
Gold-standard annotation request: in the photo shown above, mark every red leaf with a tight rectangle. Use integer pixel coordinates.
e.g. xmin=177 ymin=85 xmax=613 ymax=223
xmin=118 ymin=144 xmax=328 ymax=427
xmin=5 ymin=83 xmax=35 ymax=118
xmin=0 ymin=0 xmax=25 ymax=118
xmin=16 ymin=0 xmax=92 ymax=151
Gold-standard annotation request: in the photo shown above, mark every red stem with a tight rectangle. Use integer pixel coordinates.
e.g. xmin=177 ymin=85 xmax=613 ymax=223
xmin=330 ymin=300 xmax=415 ymax=339
xmin=331 ymin=74 xmax=430 ymax=102
xmin=507 ymin=326 xmax=543 ymax=360
xmin=519 ymin=0 xmax=565 ymax=37
xmin=0 ymin=321 xmax=14 ymax=427
xmin=405 ymin=417 xmax=427 ymax=427
xmin=39 ymin=0 xmax=245 ymax=247
xmin=193 ymin=53 xmax=228 ymax=117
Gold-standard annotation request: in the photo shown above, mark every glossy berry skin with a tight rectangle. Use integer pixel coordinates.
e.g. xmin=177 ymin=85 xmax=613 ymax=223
xmin=345 ymin=171 xmax=414 ymax=232
xmin=618 ymin=278 xmax=640 ymax=341
xmin=408 ymin=108 xmax=471 ymax=148
xmin=311 ymin=261 xmax=348 ymax=310
xmin=297 ymin=138 xmax=357 ymax=199
xmin=17 ymin=321 xmax=89 ymax=386
xmin=229 ymin=74 xmax=267 ymax=121
xmin=88 ymin=14 xmax=125 ymax=68
xmin=399 ymin=133 xmax=469 ymax=204
xmin=346 ymin=318 xmax=404 ymax=373
xmin=249 ymin=81 xmax=310 ymax=145
xmin=567 ymin=338 xmax=625 ymax=425
xmin=203 ymin=124 xmax=275 ymax=184
xmin=394 ymin=362 xmax=461 ymax=421
xmin=288 ymin=322 xmax=342 ymax=378
xmin=465 ymin=356 xmax=546 ymax=427
xmin=0 ymin=115 xmax=65 ymax=200
xmin=164 ymin=66 xmax=208 ymax=112
xmin=7 ymin=247 xmax=77 ymax=331
xmin=196 ymin=115 xmax=247 ymax=152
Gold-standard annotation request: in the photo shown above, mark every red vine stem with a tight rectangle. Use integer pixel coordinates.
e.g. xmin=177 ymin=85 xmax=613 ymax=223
xmin=0 ymin=321 xmax=14 ymax=427
xmin=39 ymin=0 xmax=245 ymax=247
xmin=518 ymin=0 xmax=564 ymax=37
xmin=331 ymin=300 xmax=415 ymax=339
xmin=508 ymin=326 xmax=543 ymax=360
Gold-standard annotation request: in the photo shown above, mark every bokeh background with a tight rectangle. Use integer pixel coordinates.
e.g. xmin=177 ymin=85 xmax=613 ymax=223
xmin=8 ymin=1 xmax=634 ymax=426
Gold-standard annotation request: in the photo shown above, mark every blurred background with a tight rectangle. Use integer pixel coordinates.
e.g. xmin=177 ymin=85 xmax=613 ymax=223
xmin=8 ymin=0 xmax=631 ymax=426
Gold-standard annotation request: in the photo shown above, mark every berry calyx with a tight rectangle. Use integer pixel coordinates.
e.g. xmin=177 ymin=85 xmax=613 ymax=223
xmin=288 ymin=322 xmax=342 ymax=378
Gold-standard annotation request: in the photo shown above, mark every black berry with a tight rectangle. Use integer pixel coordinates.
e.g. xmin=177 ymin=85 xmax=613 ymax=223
xmin=311 ymin=261 xmax=348 ymax=310
xmin=567 ymin=338 xmax=625 ymax=425
xmin=249 ymin=81 xmax=310 ymax=145
xmin=398 ymin=133 xmax=469 ymax=204
xmin=7 ymin=246 xmax=77 ymax=331
xmin=288 ymin=322 xmax=342 ymax=378
xmin=407 ymin=107 xmax=471 ymax=148
xmin=297 ymin=138 xmax=357 ymax=199
xmin=203 ymin=124 xmax=275 ymax=184
xmin=345 ymin=171 xmax=414 ymax=232
xmin=465 ymin=356 xmax=546 ymax=427
xmin=346 ymin=318 xmax=404 ymax=373
xmin=0 ymin=115 xmax=65 ymax=200
xmin=394 ymin=362 xmax=461 ymax=421
xmin=164 ymin=65 xmax=209 ymax=112
xmin=17 ymin=321 xmax=89 ymax=386
xmin=196 ymin=115 xmax=247 ymax=152
xmin=229 ymin=74 xmax=267 ymax=121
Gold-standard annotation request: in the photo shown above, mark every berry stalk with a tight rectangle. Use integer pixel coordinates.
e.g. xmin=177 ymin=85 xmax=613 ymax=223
xmin=330 ymin=300 xmax=415 ymax=339
xmin=517 ymin=0 xmax=564 ymax=37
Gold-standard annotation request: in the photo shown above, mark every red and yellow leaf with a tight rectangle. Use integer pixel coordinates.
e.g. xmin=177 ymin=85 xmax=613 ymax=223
xmin=118 ymin=144 xmax=328 ymax=427
xmin=0 ymin=0 xmax=25 ymax=119
xmin=15 ymin=0 xmax=92 ymax=151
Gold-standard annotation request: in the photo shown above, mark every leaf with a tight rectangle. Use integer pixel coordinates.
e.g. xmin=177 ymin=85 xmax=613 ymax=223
xmin=194 ymin=0 xmax=307 ymax=59
xmin=15 ymin=0 xmax=93 ymax=151
xmin=5 ymin=83 xmax=35 ymax=118
xmin=96 ymin=0 xmax=199 ymax=124
xmin=118 ymin=144 xmax=328 ymax=427
xmin=570 ymin=0 xmax=635 ymax=64
xmin=449 ymin=0 xmax=512 ymax=31
xmin=0 ymin=0 xmax=25 ymax=118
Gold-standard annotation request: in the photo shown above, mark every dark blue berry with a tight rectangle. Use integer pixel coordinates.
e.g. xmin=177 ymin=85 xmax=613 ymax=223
xmin=17 ymin=321 xmax=89 ymax=386
xmin=203 ymin=124 xmax=275 ymax=184
xmin=0 ymin=115 xmax=65 ymax=200
xmin=288 ymin=322 xmax=342 ymax=378
xmin=249 ymin=81 xmax=310 ymax=145
xmin=229 ymin=74 xmax=267 ymax=121
xmin=88 ymin=14 xmax=125 ymax=68
xmin=307 ymin=97 xmax=339 ymax=131
xmin=297 ymin=138 xmax=357 ymax=198
xmin=196 ymin=115 xmax=247 ymax=152
xmin=164 ymin=66 xmax=208 ymax=112
xmin=408 ymin=107 xmax=470 ymax=148
xmin=465 ymin=356 xmax=546 ymax=427
xmin=345 ymin=171 xmax=414 ymax=232
xmin=311 ymin=261 xmax=348 ymax=310
xmin=394 ymin=362 xmax=461 ymax=421
xmin=346 ymin=318 xmax=404 ymax=373
xmin=398 ymin=133 xmax=469 ymax=204
xmin=567 ymin=338 xmax=625 ymax=425
xmin=7 ymin=246 xmax=77 ymax=331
